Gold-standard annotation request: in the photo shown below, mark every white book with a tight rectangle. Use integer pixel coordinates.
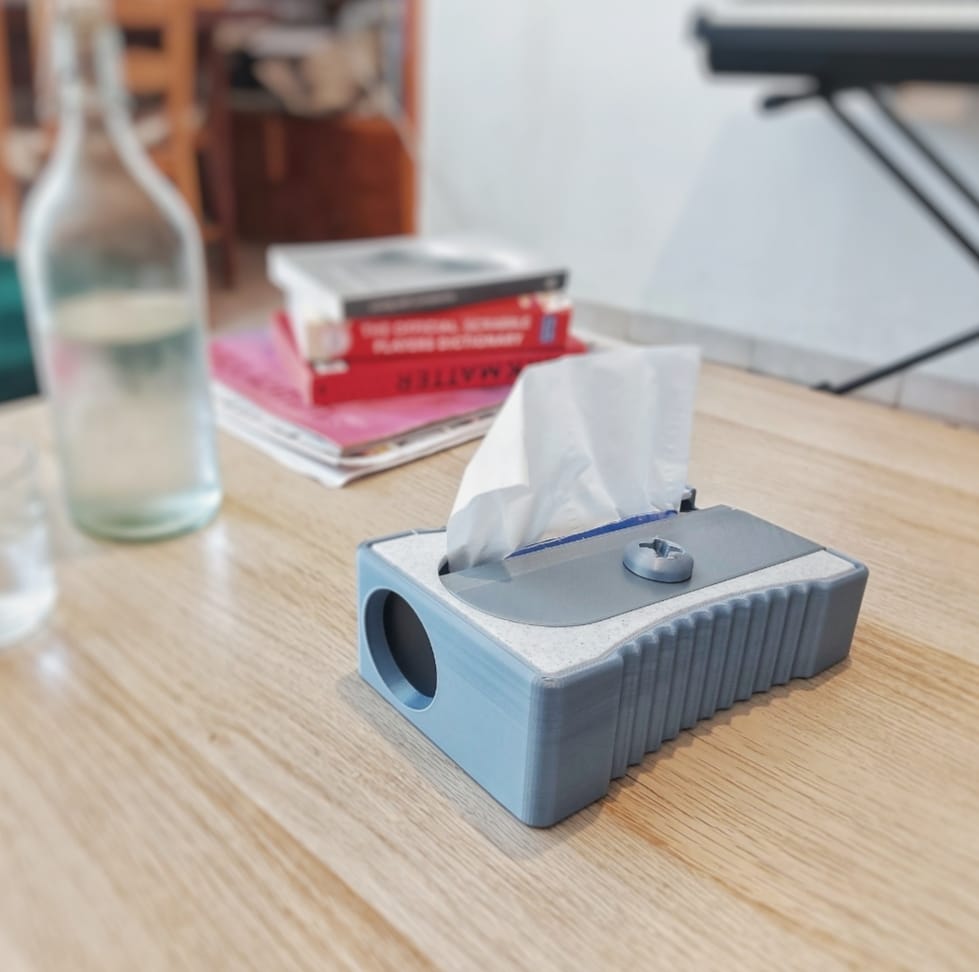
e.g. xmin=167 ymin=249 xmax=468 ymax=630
xmin=268 ymin=233 xmax=568 ymax=329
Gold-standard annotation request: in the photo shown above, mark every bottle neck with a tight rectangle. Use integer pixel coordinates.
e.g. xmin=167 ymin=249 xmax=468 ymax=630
xmin=53 ymin=6 xmax=129 ymax=133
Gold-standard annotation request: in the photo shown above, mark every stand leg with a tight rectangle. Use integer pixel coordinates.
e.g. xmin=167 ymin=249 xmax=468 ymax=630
xmin=763 ymin=86 xmax=979 ymax=393
xmin=824 ymin=90 xmax=979 ymax=271
xmin=814 ymin=323 xmax=979 ymax=395
xmin=869 ymin=86 xmax=979 ymax=217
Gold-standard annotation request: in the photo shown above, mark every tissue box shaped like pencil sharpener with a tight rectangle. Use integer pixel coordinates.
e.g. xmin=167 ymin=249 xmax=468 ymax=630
xmin=357 ymin=506 xmax=868 ymax=827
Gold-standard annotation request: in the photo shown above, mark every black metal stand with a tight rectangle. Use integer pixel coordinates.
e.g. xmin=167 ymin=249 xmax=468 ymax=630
xmin=763 ymin=85 xmax=979 ymax=395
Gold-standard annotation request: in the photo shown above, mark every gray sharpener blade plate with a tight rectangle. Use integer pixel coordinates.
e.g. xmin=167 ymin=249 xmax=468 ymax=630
xmin=439 ymin=506 xmax=821 ymax=626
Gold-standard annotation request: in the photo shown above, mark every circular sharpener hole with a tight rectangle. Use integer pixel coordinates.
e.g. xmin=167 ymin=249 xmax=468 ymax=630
xmin=365 ymin=590 xmax=437 ymax=710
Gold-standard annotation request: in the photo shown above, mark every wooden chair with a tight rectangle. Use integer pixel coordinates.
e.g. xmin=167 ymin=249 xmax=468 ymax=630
xmin=1 ymin=0 xmax=237 ymax=284
xmin=114 ymin=1 xmax=204 ymax=225
xmin=0 ymin=8 xmax=15 ymax=250
xmin=116 ymin=1 xmax=238 ymax=286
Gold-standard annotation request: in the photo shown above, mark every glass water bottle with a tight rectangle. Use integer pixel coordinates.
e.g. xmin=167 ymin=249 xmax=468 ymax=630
xmin=19 ymin=0 xmax=221 ymax=541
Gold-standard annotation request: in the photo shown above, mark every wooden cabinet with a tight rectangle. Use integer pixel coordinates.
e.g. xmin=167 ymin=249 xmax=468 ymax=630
xmin=231 ymin=110 xmax=415 ymax=242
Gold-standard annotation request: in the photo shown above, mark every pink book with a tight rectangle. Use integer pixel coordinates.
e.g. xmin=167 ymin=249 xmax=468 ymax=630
xmin=210 ymin=328 xmax=510 ymax=457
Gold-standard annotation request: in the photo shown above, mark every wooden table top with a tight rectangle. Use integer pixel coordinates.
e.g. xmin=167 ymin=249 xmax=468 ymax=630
xmin=1 ymin=365 xmax=977 ymax=970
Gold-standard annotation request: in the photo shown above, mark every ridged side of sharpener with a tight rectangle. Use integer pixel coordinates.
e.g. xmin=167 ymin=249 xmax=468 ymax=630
xmin=610 ymin=579 xmax=850 ymax=777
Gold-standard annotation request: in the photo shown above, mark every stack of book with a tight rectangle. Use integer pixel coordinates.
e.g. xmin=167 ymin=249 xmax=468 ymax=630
xmin=267 ymin=233 xmax=583 ymax=405
xmin=209 ymin=234 xmax=581 ymax=486
xmin=209 ymin=330 xmax=509 ymax=487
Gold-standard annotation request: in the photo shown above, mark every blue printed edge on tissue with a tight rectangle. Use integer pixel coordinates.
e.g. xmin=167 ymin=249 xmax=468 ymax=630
xmin=507 ymin=509 xmax=677 ymax=559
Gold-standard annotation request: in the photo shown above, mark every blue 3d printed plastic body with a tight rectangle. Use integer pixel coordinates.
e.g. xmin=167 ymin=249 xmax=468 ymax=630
xmin=357 ymin=505 xmax=867 ymax=827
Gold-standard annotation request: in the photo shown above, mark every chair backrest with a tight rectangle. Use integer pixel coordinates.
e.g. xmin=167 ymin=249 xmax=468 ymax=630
xmin=115 ymin=0 xmax=199 ymax=216
xmin=114 ymin=0 xmax=195 ymax=116
xmin=30 ymin=0 xmax=201 ymax=216
xmin=0 ymin=6 xmax=20 ymax=249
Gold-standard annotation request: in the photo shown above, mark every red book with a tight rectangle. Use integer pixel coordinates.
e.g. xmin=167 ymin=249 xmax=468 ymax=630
xmin=288 ymin=292 xmax=572 ymax=362
xmin=273 ymin=312 xmax=587 ymax=406
xmin=210 ymin=328 xmax=511 ymax=457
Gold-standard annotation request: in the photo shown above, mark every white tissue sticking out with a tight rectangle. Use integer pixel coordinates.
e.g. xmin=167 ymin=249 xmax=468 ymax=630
xmin=446 ymin=345 xmax=701 ymax=570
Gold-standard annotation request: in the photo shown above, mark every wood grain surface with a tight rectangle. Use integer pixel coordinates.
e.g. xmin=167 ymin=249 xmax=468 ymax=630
xmin=0 ymin=364 xmax=977 ymax=971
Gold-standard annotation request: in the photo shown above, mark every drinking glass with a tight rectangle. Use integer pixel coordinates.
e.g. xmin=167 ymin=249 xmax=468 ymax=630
xmin=0 ymin=440 xmax=57 ymax=647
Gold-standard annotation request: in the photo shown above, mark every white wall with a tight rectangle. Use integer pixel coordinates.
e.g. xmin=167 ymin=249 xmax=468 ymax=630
xmin=418 ymin=0 xmax=758 ymax=309
xmin=418 ymin=0 xmax=979 ymax=421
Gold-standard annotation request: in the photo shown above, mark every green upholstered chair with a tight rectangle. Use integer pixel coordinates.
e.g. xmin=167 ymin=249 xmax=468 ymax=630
xmin=0 ymin=257 xmax=38 ymax=404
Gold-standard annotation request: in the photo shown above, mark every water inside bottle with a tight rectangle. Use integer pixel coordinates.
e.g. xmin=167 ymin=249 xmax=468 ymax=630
xmin=49 ymin=290 xmax=221 ymax=540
